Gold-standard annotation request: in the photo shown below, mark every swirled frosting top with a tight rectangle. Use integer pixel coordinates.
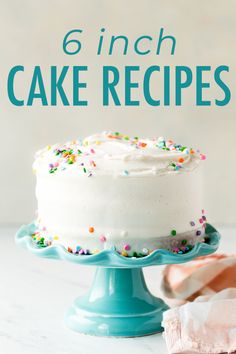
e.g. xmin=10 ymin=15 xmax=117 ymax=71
xmin=33 ymin=131 xmax=206 ymax=177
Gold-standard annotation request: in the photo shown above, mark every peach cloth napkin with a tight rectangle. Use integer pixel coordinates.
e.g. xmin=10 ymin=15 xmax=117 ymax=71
xmin=161 ymin=254 xmax=236 ymax=353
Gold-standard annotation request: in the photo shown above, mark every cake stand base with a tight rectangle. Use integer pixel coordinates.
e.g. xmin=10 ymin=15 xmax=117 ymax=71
xmin=65 ymin=267 xmax=169 ymax=337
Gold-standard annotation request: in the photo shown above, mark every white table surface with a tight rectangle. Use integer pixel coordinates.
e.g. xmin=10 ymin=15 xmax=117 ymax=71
xmin=0 ymin=224 xmax=234 ymax=354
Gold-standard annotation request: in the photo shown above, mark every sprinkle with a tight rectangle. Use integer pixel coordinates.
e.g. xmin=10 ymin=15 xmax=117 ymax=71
xmin=202 ymin=215 xmax=206 ymax=221
xmin=190 ymin=221 xmax=195 ymax=227
xmin=124 ymin=244 xmax=131 ymax=251
xmin=121 ymin=250 xmax=128 ymax=257
xmin=169 ymin=162 xmax=182 ymax=171
xmin=99 ymin=235 xmax=106 ymax=242
xmin=171 ymin=229 xmax=177 ymax=236
xmin=76 ymin=245 xmax=81 ymax=252
xmin=68 ymin=247 xmax=73 ymax=253
xmin=49 ymin=168 xmax=57 ymax=173
xmin=142 ymin=248 xmax=149 ymax=255
xmin=89 ymin=227 xmax=94 ymax=233
xmin=90 ymin=160 xmax=96 ymax=167
xmin=200 ymin=154 xmax=206 ymax=160
xmin=178 ymin=157 xmax=184 ymax=163
xmin=53 ymin=235 xmax=59 ymax=240
xmin=83 ymin=167 xmax=87 ymax=173
xmin=123 ymin=170 xmax=129 ymax=176
xmin=199 ymin=218 xmax=203 ymax=224
xmin=90 ymin=148 xmax=95 ymax=154
xmin=196 ymin=230 xmax=201 ymax=236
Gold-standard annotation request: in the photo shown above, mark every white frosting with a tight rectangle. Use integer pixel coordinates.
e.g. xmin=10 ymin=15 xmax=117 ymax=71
xmin=34 ymin=132 xmax=206 ymax=254
xmin=33 ymin=132 xmax=201 ymax=177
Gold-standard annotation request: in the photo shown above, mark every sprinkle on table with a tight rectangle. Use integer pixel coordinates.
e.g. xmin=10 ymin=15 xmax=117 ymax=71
xmin=89 ymin=227 xmax=94 ymax=233
xmin=171 ymin=229 xmax=177 ymax=236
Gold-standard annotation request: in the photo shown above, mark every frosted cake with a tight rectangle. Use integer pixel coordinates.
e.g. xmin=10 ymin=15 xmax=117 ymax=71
xmin=32 ymin=132 xmax=207 ymax=257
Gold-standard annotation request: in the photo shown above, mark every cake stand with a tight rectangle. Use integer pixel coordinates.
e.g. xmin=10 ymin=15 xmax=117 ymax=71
xmin=15 ymin=223 xmax=220 ymax=337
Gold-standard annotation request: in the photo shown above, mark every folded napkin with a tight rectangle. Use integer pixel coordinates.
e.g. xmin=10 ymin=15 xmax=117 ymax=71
xmin=162 ymin=254 xmax=236 ymax=305
xmin=161 ymin=254 xmax=236 ymax=353
xmin=162 ymin=288 xmax=236 ymax=354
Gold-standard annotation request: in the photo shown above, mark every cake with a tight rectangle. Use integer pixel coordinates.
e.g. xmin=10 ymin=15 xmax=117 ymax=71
xmin=32 ymin=131 xmax=207 ymax=257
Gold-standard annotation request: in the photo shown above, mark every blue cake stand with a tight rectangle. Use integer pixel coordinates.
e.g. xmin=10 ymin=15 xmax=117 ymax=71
xmin=15 ymin=223 xmax=220 ymax=337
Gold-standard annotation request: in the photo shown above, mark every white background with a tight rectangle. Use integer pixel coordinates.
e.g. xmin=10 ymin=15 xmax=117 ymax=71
xmin=0 ymin=0 xmax=236 ymax=225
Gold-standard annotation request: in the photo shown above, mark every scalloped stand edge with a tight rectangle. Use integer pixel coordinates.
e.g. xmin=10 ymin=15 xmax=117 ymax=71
xmin=15 ymin=223 xmax=220 ymax=337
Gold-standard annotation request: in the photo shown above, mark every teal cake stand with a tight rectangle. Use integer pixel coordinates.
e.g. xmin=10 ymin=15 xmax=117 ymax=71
xmin=15 ymin=223 xmax=220 ymax=337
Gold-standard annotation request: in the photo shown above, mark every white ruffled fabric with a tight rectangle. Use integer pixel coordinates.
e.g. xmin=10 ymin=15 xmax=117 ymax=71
xmin=162 ymin=288 xmax=236 ymax=354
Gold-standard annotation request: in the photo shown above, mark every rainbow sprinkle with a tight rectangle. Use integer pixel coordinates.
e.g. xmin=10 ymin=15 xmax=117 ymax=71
xmin=36 ymin=132 xmax=206 ymax=175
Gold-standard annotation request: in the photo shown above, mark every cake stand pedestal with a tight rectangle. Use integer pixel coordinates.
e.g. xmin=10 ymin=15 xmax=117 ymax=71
xmin=66 ymin=267 xmax=168 ymax=336
xmin=15 ymin=223 xmax=220 ymax=337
